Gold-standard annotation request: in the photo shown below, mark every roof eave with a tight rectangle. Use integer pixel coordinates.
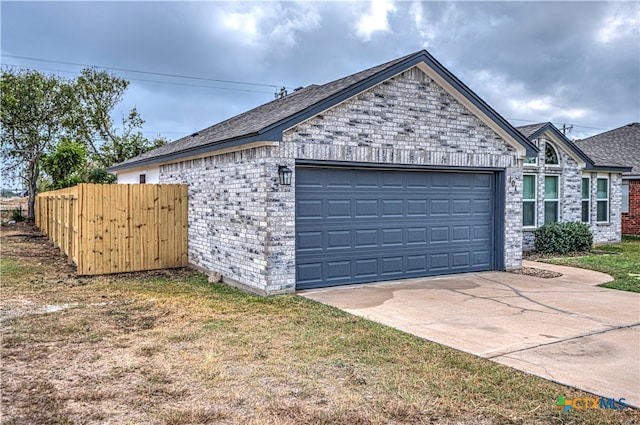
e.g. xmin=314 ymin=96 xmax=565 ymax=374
xmin=107 ymin=130 xmax=281 ymax=172
xmin=585 ymin=165 xmax=633 ymax=173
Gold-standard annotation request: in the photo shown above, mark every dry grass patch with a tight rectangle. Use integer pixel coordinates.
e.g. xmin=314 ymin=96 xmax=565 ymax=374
xmin=1 ymin=223 xmax=638 ymax=424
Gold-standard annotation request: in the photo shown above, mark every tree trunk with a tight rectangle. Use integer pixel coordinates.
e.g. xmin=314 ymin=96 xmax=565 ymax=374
xmin=26 ymin=159 xmax=38 ymax=220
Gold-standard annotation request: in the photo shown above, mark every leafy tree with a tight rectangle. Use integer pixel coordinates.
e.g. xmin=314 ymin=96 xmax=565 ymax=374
xmin=75 ymin=68 xmax=165 ymax=167
xmin=1 ymin=67 xmax=166 ymax=218
xmin=0 ymin=68 xmax=75 ymax=218
xmin=87 ymin=168 xmax=117 ymax=184
xmin=40 ymin=138 xmax=88 ymax=189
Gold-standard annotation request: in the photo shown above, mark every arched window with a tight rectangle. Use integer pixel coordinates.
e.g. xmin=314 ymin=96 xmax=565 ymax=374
xmin=545 ymin=143 xmax=559 ymax=165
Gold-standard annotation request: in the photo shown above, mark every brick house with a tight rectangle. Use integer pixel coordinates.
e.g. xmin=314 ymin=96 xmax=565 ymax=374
xmin=515 ymin=122 xmax=630 ymax=248
xmin=575 ymin=123 xmax=640 ymax=235
xmin=109 ymin=50 xmax=627 ymax=294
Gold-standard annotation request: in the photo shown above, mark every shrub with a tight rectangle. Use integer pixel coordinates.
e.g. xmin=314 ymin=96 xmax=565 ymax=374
xmin=11 ymin=206 xmax=26 ymax=222
xmin=534 ymin=222 xmax=593 ymax=254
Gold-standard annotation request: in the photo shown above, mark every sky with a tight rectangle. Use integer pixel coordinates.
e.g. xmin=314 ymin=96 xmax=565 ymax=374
xmin=1 ymin=1 xmax=639 ymax=187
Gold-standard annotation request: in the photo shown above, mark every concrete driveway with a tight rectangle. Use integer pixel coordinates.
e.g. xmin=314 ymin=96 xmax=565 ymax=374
xmin=300 ymin=261 xmax=640 ymax=408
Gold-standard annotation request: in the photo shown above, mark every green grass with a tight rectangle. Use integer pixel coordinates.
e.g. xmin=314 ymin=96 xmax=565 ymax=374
xmin=542 ymin=235 xmax=640 ymax=292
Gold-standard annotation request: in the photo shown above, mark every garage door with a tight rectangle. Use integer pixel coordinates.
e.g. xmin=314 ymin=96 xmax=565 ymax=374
xmin=295 ymin=166 xmax=497 ymax=289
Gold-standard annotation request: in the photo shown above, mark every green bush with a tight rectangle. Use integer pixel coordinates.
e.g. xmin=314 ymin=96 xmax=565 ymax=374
xmin=11 ymin=206 xmax=26 ymax=222
xmin=534 ymin=222 xmax=593 ymax=254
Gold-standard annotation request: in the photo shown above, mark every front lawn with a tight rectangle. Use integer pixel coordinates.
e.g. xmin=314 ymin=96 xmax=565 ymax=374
xmin=542 ymin=235 xmax=640 ymax=293
xmin=1 ymin=223 xmax=638 ymax=424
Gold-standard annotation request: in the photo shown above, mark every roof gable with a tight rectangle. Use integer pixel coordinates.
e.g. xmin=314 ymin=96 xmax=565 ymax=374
xmin=515 ymin=122 xmax=631 ymax=172
xmin=110 ymin=50 xmax=538 ymax=172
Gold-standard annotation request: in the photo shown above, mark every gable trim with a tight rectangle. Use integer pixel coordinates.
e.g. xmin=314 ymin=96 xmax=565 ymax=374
xmin=262 ymin=51 xmax=537 ymax=157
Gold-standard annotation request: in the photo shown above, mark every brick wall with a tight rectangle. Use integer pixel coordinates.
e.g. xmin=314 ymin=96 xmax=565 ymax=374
xmin=521 ymin=137 xmax=623 ymax=250
xmin=160 ymin=148 xmax=278 ymax=294
xmin=623 ymin=179 xmax=640 ymax=235
xmin=161 ymin=66 xmax=526 ymax=294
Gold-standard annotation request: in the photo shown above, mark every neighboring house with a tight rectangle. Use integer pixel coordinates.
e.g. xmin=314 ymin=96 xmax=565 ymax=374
xmin=108 ymin=50 xmax=625 ymax=295
xmin=516 ymin=122 xmax=629 ymax=249
xmin=574 ymin=123 xmax=640 ymax=235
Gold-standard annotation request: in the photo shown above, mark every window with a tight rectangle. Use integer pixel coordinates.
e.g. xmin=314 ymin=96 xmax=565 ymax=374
xmin=523 ymin=174 xmax=536 ymax=227
xmin=581 ymin=177 xmax=590 ymax=222
xmin=545 ymin=143 xmax=559 ymax=165
xmin=524 ymin=156 xmax=537 ymax=166
xmin=139 ymin=174 xmax=146 ymax=184
xmin=622 ymin=181 xmax=629 ymax=213
xmin=544 ymin=175 xmax=559 ymax=223
xmin=597 ymin=177 xmax=609 ymax=222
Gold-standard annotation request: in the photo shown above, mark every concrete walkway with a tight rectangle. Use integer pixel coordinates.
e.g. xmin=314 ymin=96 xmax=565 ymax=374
xmin=300 ymin=262 xmax=640 ymax=408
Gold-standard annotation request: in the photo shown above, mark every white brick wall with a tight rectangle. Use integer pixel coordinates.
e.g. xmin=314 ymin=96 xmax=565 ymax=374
xmin=161 ymin=66 xmax=526 ymax=294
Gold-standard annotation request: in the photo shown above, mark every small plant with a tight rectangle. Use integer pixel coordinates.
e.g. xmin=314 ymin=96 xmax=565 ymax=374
xmin=11 ymin=206 xmax=26 ymax=222
xmin=534 ymin=222 xmax=593 ymax=254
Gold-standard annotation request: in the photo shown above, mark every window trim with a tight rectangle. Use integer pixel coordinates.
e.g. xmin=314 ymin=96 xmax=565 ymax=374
xmin=523 ymin=174 xmax=537 ymax=228
xmin=544 ymin=142 xmax=561 ymax=167
xmin=622 ymin=180 xmax=629 ymax=214
xmin=544 ymin=175 xmax=560 ymax=224
xmin=523 ymin=156 xmax=538 ymax=167
xmin=596 ymin=176 xmax=610 ymax=223
xmin=581 ymin=177 xmax=590 ymax=223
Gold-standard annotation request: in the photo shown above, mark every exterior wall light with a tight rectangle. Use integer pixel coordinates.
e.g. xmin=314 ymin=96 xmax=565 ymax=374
xmin=278 ymin=165 xmax=292 ymax=186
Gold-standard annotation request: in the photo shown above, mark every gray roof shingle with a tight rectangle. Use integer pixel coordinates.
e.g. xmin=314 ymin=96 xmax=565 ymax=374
xmin=574 ymin=123 xmax=640 ymax=175
xmin=112 ymin=53 xmax=413 ymax=169
xmin=515 ymin=123 xmax=548 ymax=138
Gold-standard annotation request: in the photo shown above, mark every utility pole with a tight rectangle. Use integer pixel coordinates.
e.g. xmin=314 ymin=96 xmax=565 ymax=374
xmin=561 ymin=123 xmax=573 ymax=135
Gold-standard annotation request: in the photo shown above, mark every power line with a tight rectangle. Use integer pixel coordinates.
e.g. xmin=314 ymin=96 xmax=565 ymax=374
xmin=507 ymin=117 xmax=607 ymax=132
xmin=1 ymin=53 xmax=291 ymax=90
xmin=1 ymin=63 xmax=275 ymax=94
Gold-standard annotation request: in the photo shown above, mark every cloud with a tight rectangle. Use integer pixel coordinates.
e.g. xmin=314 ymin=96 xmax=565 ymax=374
xmin=468 ymin=69 xmax=589 ymax=127
xmin=596 ymin=3 xmax=640 ymax=44
xmin=214 ymin=2 xmax=321 ymax=49
xmin=355 ymin=0 xmax=396 ymax=41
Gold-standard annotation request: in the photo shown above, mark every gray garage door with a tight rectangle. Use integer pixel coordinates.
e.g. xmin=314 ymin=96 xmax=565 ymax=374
xmin=295 ymin=166 xmax=497 ymax=289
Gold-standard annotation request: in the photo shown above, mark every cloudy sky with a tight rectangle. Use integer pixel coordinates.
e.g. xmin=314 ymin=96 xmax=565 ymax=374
xmin=1 ymin=1 xmax=639 ymax=186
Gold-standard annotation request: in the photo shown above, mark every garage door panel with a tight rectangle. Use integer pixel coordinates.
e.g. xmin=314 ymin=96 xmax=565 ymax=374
xmin=407 ymin=227 xmax=428 ymax=244
xmin=296 ymin=167 xmax=496 ymax=289
xmin=355 ymin=199 xmax=378 ymax=216
xmin=431 ymin=199 xmax=450 ymax=215
xmin=452 ymin=225 xmax=471 ymax=241
xmin=407 ymin=200 xmax=428 ymax=216
xmin=382 ymin=199 xmax=403 ymax=216
xmin=430 ymin=227 xmax=449 ymax=243
xmin=297 ymin=231 xmax=323 ymax=251
xmin=297 ymin=200 xmax=323 ymax=218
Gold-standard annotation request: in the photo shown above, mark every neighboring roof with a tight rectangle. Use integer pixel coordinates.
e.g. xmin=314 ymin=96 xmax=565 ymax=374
xmin=574 ymin=123 xmax=640 ymax=177
xmin=109 ymin=50 xmax=538 ymax=172
xmin=515 ymin=122 xmax=631 ymax=173
xmin=516 ymin=123 xmax=547 ymax=138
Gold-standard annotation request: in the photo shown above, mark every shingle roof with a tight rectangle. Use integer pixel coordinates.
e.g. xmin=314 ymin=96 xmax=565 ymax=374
xmin=111 ymin=53 xmax=413 ymax=169
xmin=109 ymin=50 xmax=538 ymax=172
xmin=515 ymin=123 xmax=547 ymax=138
xmin=574 ymin=123 xmax=640 ymax=175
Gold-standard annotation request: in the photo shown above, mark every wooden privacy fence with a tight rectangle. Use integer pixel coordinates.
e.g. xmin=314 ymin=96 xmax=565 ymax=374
xmin=35 ymin=183 xmax=188 ymax=275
